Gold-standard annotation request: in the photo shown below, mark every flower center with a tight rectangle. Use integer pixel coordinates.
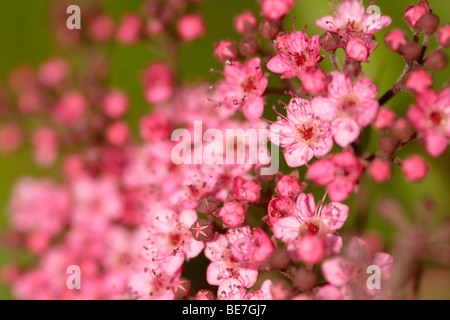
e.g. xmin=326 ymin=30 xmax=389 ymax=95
xmin=242 ymin=78 xmax=256 ymax=94
xmin=429 ymin=111 xmax=442 ymax=126
xmin=295 ymin=123 xmax=315 ymax=142
xmin=306 ymin=222 xmax=320 ymax=235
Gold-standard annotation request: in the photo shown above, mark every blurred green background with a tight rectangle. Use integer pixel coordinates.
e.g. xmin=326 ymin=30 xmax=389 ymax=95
xmin=0 ymin=0 xmax=448 ymax=299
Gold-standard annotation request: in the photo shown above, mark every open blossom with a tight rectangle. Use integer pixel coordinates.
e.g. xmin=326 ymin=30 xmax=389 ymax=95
xmin=205 ymin=226 xmax=265 ymax=289
xmin=272 ymin=193 xmax=348 ymax=262
xmin=321 ymin=237 xmax=393 ymax=299
xmin=269 ymin=97 xmax=333 ymax=167
xmin=407 ymin=88 xmax=450 ymax=157
xmin=307 ymin=150 xmax=363 ymax=202
xmin=312 ymin=72 xmax=379 ymax=147
xmin=267 ymin=29 xmax=322 ymax=78
xmin=315 ymin=0 xmax=391 ymax=41
xmin=212 ymin=58 xmax=267 ymax=121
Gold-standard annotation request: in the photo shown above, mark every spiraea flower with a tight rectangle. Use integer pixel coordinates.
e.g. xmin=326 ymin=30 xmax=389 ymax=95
xmin=312 ymin=71 xmax=379 ymax=147
xmin=268 ymin=97 xmax=333 ymax=167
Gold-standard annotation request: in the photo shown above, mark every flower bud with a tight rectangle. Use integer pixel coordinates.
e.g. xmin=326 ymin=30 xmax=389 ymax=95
xmin=424 ymin=50 xmax=448 ymax=71
xmin=258 ymin=19 xmax=280 ymax=39
xmin=392 ymin=118 xmax=413 ymax=141
xmin=260 ymin=0 xmax=295 ymax=21
xmin=404 ymin=1 xmax=429 ymax=28
xmin=177 ymin=13 xmax=206 ymax=41
xmin=239 ymin=36 xmax=258 ymax=57
xmin=295 ymin=235 xmax=326 ymax=264
xmin=102 ymin=90 xmax=129 ymax=118
xmin=234 ymin=11 xmax=257 ymax=35
xmin=232 ymin=176 xmax=261 ymax=203
xmin=106 ymin=121 xmax=130 ymax=146
xmin=368 ymin=158 xmax=392 ymax=183
xmin=190 ymin=219 xmax=214 ymax=241
xmin=343 ymin=59 xmax=362 ymax=78
xmin=345 ymin=37 xmax=369 ymax=61
xmin=275 ymin=172 xmax=306 ymax=197
xmin=416 ymin=13 xmax=440 ymax=35
xmin=214 ymin=40 xmax=239 ymax=63
xmin=116 ymin=13 xmax=143 ymax=45
xmin=384 ymin=29 xmax=408 ymax=52
xmin=406 ymin=69 xmax=433 ymax=93
xmin=196 ymin=290 xmax=215 ymax=300
xmin=402 ymin=155 xmax=428 ymax=182
xmin=374 ymin=107 xmax=396 ymax=130
xmin=217 ymin=201 xmax=247 ymax=228
xmin=0 ymin=124 xmax=22 ymax=153
xmin=399 ymin=41 xmax=421 ymax=60
xmin=378 ymin=135 xmax=398 ymax=158
xmin=173 ymin=277 xmax=191 ymax=298
xmin=299 ymin=65 xmax=328 ymax=95
xmin=196 ymin=195 xmax=219 ymax=214
xmin=294 ymin=268 xmax=317 ymax=292
xmin=88 ymin=14 xmax=114 ymax=42
xmin=319 ymin=31 xmax=340 ymax=52
xmin=436 ymin=24 xmax=450 ymax=47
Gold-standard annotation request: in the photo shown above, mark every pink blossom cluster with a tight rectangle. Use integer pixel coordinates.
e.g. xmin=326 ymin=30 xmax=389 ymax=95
xmin=0 ymin=0 xmax=449 ymax=300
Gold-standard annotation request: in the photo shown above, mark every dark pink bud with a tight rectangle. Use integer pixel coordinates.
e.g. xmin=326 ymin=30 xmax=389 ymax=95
xmin=190 ymin=219 xmax=214 ymax=241
xmin=234 ymin=11 xmax=257 ymax=35
xmin=214 ymin=40 xmax=239 ymax=62
xmin=177 ymin=13 xmax=206 ymax=41
xmin=384 ymin=29 xmax=408 ymax=52
xmin=275 ymin=172 xmax=306 ymax=197
xmin=404 ymin=1 xmax=429 ymax=28
xmin=374 ymin=107 xmax=396 ymax=130
xmin=196 ymin=289 xmax=215 ymax=300
xmin=139 ymin=112 xmax=170 ymax=141
xmin=424 ymin=50 xmax=448 ymax=71
xmin=32 ymin=127 xmax=58 ymax=167
xmin=172 ymin=277 xmax=191 ymax=298
xmin=260 ymin=0 xmax=295 ymax=20
xmin=416 ymin=13 xmax=440 ymax=35
xmin=436 ymin=24 xmax=450 ymax=47
xmin=239 ymin=36 xmax=258 ymax=57
xmin=319 ymin=31 xmax=340 ymax=52
xmin=0 ymin=124 xmax=22 ymax=153
xmin=402 ymin=155 xmax=428 ymax=182
xmin=142 ymin=62 xmax=175 ymax=104
xmin=102 ymin=90 xmax=129 ymax=118
xmin=399 ymin=41 xmax=421 ymax=60
xmin=343 ymin=59 xmax=362 ymax=78
xmin=368 ymin=158 xmax=392 ymax=183
xmin=378 ymin=135 xmax=398 ymax=158
xmin=295 ymin=235 xmax=326 ymax=264
xmin=258 ymin=19 xmax=280 ymax=39
xmin=197 ymin=195 xmax=219 ymax=214
xmin=106 ymin=121 xmax=130 ymax=146
xmin=88 ymin=14 xmax=114 ymax=42
xmin=392 ymin=118 xmax=414 ymax=146
xmin=294 ymin=268 xmax=317 ymax=291
xmin=38 ymin=58 xmax=68 ymax=87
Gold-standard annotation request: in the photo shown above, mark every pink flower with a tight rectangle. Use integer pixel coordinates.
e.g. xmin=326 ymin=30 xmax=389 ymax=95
xmin=269 ymin=97 xmax=333 ymax=167
xmin=321 ymin=237 xmax=393 ymax=299
xmin=275 ymin=171 xmax=306 ymax=198
xmin=142 ymin=61 xmax=175 ymax=104
xmin=230 ymin=227 xmax=274 ymax=268
xmin=139 ymin=112 xmax=170 ymax=141
xmin=307 ymin=150 xmax=363 ymax=202
xmin=266 ymin=195 xmax=294 ymax=226
xmin=32 ymin=127 xmax=59 ymax=167
xmin=272 ymin=193 xmax=348 ymax=261
xmin=436 ymin=24 xmax=450 ymax=47
xmin=213 ymin=57 xmax=268 ymax=121
xmin=177 ymin=13 xmax=206 ymax=41
xmin=234 ymin=11 xmax=257 ymax=34
xmin=53 ymin=91 xmax=87 ymax=124
xmin=298 ymin=65 xmax=328 ymax=95
xmin=368 ymin=158 xmax=392 ymax=183
xmin=88 ymin=14 xmax=114 ymax=42
xmin=106 ymin=121 xmax=130 ymax=146
xmin=38 ymin=58 xmax=68 ymax=86
xmin=232 ymin=176 xmax=261 ymax=203
xmin=260 ymin=0 xmax=295 ymax=21
xmin=407 ymin=88 xmax=450 ymax=157
xmin=315 ymin=0 xmax=391 ymax=41
xmin=312 ymin=72 xmax=379 ymax=147
xmin=401 ymin=155 xmax=429 ymax=182
xmin=217 ymin=201 xmax=247 ymax=228
xmin=205 ymin=227 xmax=260 ymax=288
xmin=267 ymin=29 xmax=322 ymax=78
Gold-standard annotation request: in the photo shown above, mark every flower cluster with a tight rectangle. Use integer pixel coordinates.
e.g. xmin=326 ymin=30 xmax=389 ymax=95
xmin=0 ymin=0 xmax=448 ymax=300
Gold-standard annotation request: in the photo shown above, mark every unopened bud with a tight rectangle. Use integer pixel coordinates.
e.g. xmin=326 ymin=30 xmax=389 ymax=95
xmin=343 ymin=59 xmax=362 ymax=78
xmin=368 ymin=158 xmax=392 ymax=183
xmin=402 ymin=155 xmax=428 ymax=182
xmin=391 ymin=118 xmax=413 ymax=141
xmin=416 ymin=13 xmax=440 ymax=35
xmin=319 ymin=31 xmax=340 ymax=52
xmin=190 ymin=219 xmax=214 ymax=241
xmin=384 ymin=29 xmax=408 ymax=52
xmin=196 ymin=195 xmax=218 ymax=214
xmin=196 ymin=289 xmax=215 ymax=300
xmin=258 ymin=19 xmax=280 ymax=39
xmin=424 ymin=50 xmax=448 ymax=71
xmin=234 ymin=11 xmax=258 ymax=35
xmin=374 ymin=107 xmax=396 ymax=130
xmin=173 ymin=277 xmax=191 ymax=298
xmin=436 ymin=24 xmax=450 ymax=47
xmin=214 ymin=40 xmax=239 ymax=62
xmin=399 ymin=41 xmax=421 ymax=60
xmin=378 ymin=135 xmax=398 ymax=157
xmin=239 ymin=36 xmax=258 ymax=57
xmin=294 ymin=268 xmax=316 ymax=292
